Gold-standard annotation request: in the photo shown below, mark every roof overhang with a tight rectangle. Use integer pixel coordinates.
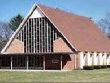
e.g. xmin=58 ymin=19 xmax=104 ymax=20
xmin=0 ymin=52 xmax=75 ymax=56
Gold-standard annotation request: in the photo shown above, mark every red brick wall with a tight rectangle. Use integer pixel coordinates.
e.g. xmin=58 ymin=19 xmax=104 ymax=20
xmin=62 ymin=54 xmax=75 ymax=70
xmin=53 ymin=38 xmax=72 ymax=52
xmin=76 ymin=52 xmax=81 ymax=69
xmin=5 ymin=39 xmax=24 ymax=53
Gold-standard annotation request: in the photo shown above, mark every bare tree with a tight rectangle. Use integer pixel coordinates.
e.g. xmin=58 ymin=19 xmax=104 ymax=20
xmin=0 ymin=22 xmax=13 ymax=41
xmin=0 ymin=22 xmax=13 ymax=51
xmin=98 ymin=13 xmax=110 ymax=38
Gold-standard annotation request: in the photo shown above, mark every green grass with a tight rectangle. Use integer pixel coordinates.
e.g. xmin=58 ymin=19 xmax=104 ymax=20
xmin=0 ymin=69 xmax=110 ymax=82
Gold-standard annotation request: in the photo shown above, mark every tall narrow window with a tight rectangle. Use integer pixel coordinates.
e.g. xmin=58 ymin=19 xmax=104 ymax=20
xmin=15 ymin=17 xmax=61 ymax=53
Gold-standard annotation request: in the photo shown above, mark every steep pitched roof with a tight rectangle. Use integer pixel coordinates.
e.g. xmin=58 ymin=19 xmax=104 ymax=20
xmin=1 ymin=4 xmax=110 ymax=53
xmin=38 ymin=4 xmax=110 ymax=52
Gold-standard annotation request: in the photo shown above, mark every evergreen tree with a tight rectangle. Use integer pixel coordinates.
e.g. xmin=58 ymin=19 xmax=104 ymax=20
xmin=9 ymin=14 xmax=23 ymax=31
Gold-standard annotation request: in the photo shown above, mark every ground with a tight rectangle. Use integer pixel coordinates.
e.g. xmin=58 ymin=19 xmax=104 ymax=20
xmin=0 ymin=69 xmax=110 ymax=82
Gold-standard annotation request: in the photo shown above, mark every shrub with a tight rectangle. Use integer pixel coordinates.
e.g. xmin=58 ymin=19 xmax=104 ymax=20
xmin=83 ymin=66 xmax=94 ymax=70
xmin=101 ymin=65 xmax=107 ymax=69
xmin=107 ymin=65 xmax=110 ymax=68
xmin=93 ymin=65 xmax=101 ymax=69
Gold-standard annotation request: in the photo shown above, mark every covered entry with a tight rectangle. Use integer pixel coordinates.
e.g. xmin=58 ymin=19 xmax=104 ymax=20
xmin=0 ymin=53 xmax=74 ymax=70
xmin=44 ymin=53 xmax=73 ymax=70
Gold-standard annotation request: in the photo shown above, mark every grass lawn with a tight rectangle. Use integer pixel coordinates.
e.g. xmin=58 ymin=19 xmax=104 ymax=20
xmin=0 ymin=69 xmax=110 ymax=82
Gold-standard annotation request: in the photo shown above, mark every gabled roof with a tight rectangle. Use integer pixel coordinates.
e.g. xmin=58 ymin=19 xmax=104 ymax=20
xmin=1 ymin=3 xmax=110 ymax=53
xmin=37 ymin=4 xmax=110 ymax=53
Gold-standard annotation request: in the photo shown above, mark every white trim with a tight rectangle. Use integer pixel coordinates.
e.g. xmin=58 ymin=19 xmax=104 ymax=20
xmin=30 ymin=8 xmax=44 ymax=18
xmin=107 ymin=54 xmax=110 ymax=65
xmin=93 ymin=52 xmax=97 ymax=65
xmin=26 ymin=56 xmax=29 ymax=70
xmin=87 ymin=52 xmax=92 ymax=66
xmin=33 ymin=18 xmax=36 ymax=53
xmin=41 ymin=18 xmax=43 ymax=52
xmin=98 ymin=53 xmax=103 ymax=65
xmin=26 ymin=20 xmax=29 ymax=53
xmin=46 ymin=19 xmax=49 ymax=52
xmin=83 ymin=53 xmax=86 ymax=66
xmin=36 ymin=18 xmax=38 ymax=52
xmin=103 ymin=52 xmax=107 ymax=65
xmin=11 ymin=56 xmax=12 ymax=70
xmin=49 ymin=22 xmax=51 ymax=52
xmin=22 ymin=28 xmax=24 ymax=52
xmin=31 ymin=18 xmax=33 ymax=53
xmin=61 ymin=55 xmax=62 ymax=70
xmin=43 ymin=18 xmax=46 ymax=52
xmin=43 ymin=55 xmax=45 ymax=70
xmin=38 ymin=18 xmax=40 ymax=53
xmin=79 ymin=52 xmax=84 ymax=69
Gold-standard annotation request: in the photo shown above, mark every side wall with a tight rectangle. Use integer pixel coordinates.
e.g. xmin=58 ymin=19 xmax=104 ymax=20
xmin=76 ymin=51 xmax=110 ymax=69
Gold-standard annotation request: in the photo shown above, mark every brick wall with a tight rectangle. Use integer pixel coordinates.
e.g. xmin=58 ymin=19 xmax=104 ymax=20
xmin=53 ymin=38 xmax=72 ymax=53
xmin=5 ymin=39 xmax=24 ymax=53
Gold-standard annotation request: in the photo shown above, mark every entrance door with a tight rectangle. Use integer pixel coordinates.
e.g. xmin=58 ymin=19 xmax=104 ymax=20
xmin=45 ymin=55 xmax=61 ymax=70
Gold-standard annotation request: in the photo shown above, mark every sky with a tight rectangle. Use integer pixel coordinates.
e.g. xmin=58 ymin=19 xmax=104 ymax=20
xmin=0 ymin=0 xmax=110 ymax=23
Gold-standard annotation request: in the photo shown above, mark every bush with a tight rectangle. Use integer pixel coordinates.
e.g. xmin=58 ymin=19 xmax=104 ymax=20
xmin=93 ymin=65 xmax=101 ymax=69
xmin=107 ymin=65 xmax=110 ymax=68
xmin=101 ymin=65 xmax=107 ymax=69
xmin=83 ymin=66 xmax=94 ymax=70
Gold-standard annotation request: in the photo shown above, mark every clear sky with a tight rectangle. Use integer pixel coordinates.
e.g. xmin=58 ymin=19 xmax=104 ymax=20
xmin=0 ymin=0 xmax=110 ymax=22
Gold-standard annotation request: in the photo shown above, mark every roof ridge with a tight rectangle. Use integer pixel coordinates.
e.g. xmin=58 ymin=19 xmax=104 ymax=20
xmin=37 ymin=3 xmax=89 ymax=19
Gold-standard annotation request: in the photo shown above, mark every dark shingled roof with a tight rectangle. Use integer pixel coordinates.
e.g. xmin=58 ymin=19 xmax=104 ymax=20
xmin=38 ymin=4 xmax=110 ymax=53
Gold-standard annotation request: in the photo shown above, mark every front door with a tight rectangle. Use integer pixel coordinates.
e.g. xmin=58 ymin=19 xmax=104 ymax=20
xmin=45 ymin=55 xmax=61 ymax=70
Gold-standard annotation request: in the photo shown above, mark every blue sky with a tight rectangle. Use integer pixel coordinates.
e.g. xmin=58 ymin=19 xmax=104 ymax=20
xmin=0 ymin=0 xmax=110 ymax=22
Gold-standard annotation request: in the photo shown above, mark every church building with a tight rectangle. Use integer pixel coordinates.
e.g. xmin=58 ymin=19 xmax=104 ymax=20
xmin=0 ymin=4 xmax=110 ymax=70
